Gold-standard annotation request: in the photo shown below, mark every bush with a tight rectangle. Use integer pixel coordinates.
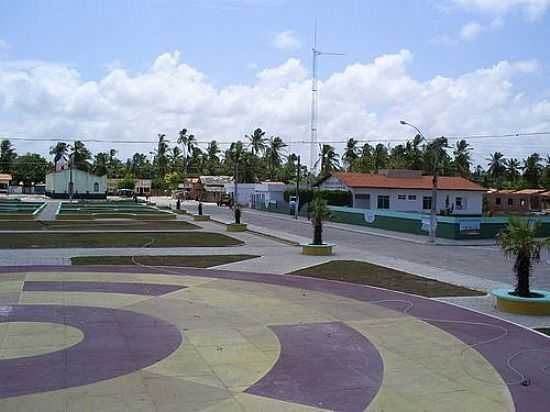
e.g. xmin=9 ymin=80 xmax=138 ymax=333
xmin=118 ymin=176 xmax=136 ymax=190
xmin=284 ymin=189 xmax=352 ymax=208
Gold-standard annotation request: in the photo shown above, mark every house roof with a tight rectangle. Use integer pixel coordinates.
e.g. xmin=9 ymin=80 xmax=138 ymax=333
xmin=327 ymin=172 xmax=487 ymax=192
xmin=0 ymin=173 xmax=12 ymax=181
xmin=513 ymin=189 xmax=545 ymax=195
xmin=199 ymin=176 xmax=233 ymax=187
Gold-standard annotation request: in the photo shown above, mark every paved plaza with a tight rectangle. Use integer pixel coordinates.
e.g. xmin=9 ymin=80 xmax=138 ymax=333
xmin=1 ymin=265 xmax=550 ymax=411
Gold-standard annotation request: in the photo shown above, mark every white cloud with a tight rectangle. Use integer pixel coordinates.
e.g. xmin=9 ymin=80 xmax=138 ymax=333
xmin=452 ymin=0 xmax=550 ymax=20
xmin=460 ymin=21 xmax=484 ymax=40
xmin=272 ymin=30 xmax=302 ymax=50
xmin=0 ymin=50 xmax=548 ymax=166
xmin=0 ymin=39 xmax=8 ymax=50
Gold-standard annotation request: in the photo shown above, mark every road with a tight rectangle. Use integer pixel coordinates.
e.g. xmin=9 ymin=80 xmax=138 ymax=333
xmin=193 ymin=202 xmax=550 ymax=290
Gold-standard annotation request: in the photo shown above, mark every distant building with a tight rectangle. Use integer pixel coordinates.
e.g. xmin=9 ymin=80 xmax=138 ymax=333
xmin=0 ymin=173 xmax=12 ymax=194
xmin=487 ymin=188 xmax=549 ymax=214
xmin=224 ymin=181 xmax=288 ymax=207
xmin=197 ymin=176 xmax=233 ymax=202
xmin=316 ymin=170 xmax=486 ymax=215
xmin=46 ymin=169 xmax=107 ymax=199
xmin=107 ymin=178 xmax=152 ymax=195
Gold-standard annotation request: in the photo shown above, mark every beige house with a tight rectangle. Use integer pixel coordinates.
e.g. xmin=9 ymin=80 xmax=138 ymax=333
xmin=0 ymin=173 xmax=12 ymax=193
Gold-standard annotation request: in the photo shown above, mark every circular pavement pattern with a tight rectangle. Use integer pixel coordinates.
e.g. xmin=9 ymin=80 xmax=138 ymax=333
xmin=0 ymin=265 xmax=550 ymax=411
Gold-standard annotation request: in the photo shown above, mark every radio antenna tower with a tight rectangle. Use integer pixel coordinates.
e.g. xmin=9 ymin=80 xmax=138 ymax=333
xmin=309 ymin=20 xmax=344 ymax=174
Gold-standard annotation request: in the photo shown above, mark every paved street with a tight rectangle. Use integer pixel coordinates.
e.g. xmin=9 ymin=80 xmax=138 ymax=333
xmin=181 ymin=201 xmax=550 ymax=291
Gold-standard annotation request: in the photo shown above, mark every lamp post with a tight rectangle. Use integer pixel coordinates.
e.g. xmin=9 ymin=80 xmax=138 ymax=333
xmin=400 ymin=121 xmax=438 ymax=243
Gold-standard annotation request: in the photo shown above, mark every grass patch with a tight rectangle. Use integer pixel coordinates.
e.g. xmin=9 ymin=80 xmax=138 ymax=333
xmin=71 ymin=254 xmax=259 ymax=267
xmin=56 ymin=213 xmax=176 ymax=221
xmin=0 ymin=214 xmax=36 ymax=221
xmin=0 ymin=220 xmax=199 ymax=231
xmin=0 ymin=232 xmax=242 ymax=249
xmin=289 ymin=260 xmax=485 ymax=298
xmin=536 ymin=328 xmax=550 ymax=337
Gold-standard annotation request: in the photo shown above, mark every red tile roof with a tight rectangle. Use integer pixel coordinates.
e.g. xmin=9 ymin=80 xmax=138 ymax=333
xmin=0 ymin=173 xmax=12 ymax=181
xmin=332 ymin=172 xmax=487 ymax=192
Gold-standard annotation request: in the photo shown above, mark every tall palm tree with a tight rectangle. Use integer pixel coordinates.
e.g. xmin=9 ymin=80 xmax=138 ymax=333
xmin=49 ymin=142 xmax=69 ymax=164
xmin=316 ymin=144 xmax=340 ymax=176
xmin=405 ymin=134 xmax=424 ymax=170
xmin=497 ymin=218 xmax=549 ymax=297
xmin=206 ymin=141 xmax=221 ymax=175
xmin=342 ymin=138 xmax=359 ymax=171
xmin=506 ymin=158 xmax=521 ymax=184
xmin=523 ymin=153 xmax=543 ymax=187
xmin=266 ymin=136 xmax=288 ymax=179
xmin=168 ymin=147 xmax=183 ymax=173
xmin=177 ymin=128 xmax=196 ymax=175
xmin=70 ymin=140 xmax=92 ymax=171
xmin=453 ymin=139 xmax=472 ymax=177
xmin=487 ymin=152 xmax=507 ymax=183
xmin=373 ymin=144 xmax=388 ymax=172
xmin=246 ymin=128 xmax=267 ymax=157
xmin=154 ymin=134 xmax=169 ymax=178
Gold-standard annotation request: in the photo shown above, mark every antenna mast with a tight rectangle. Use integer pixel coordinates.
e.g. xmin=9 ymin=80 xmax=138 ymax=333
xmin=309 ymin=21 xmax=344 ymax=175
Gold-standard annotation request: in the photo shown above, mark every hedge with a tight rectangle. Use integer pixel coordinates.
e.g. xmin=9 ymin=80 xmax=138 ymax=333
xmin=284 ymin=189 xmax=352 ymax=208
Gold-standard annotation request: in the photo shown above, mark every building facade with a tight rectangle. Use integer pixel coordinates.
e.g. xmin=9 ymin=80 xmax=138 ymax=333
xmin=486 ymin=189 xmax=550 ymax=214
xmin=46 ymin=169 xmax=107 ymax=199
xmin=0 ymin=174 xmax=12 ymax=194
xmin=316 ymin=171 xmax=486 ymax=216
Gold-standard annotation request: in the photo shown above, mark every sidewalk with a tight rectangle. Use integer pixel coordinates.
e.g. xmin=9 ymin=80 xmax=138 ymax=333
xmin=36 ymin=200 xmax=60 ymax=221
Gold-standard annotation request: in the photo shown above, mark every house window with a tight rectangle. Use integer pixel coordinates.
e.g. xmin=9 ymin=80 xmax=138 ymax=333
xmin=508 ymin=198 xmax=513 ymax=206
xmin=93 ymin=182 xmax=99 ymax=192
xmin=495 ymin=197 xmax=502 ymax=206
xmin=398 ymin=194 xmax=406 ymax=200
xmin=377 ymin=195 xmax=390 ymax=209
xmin=455 ymin=197 xmax=464 ymax=210
xmin=408 ymin=195 xmax=416 ymax=201
xmin=423 ymin=196 xmax=432 ymax=210
xmin=520 ymin=199 xmax=526 ymax=207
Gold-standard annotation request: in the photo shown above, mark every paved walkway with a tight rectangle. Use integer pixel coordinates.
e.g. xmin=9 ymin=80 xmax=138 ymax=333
xmin=1 ymin=265 xmax=549 ymax=411
xmin=35 ymin=201 xmax=60 ymax=221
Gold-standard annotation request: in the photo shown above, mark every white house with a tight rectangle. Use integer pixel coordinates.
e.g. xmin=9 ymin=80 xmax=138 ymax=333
xmin=0 ymin=173 xmax=12 ymax=194
xmin=46 ymin=169 xmax=107 ymax=199
xmin=316 ymin=170 xmax=486 ymax=216
xmin=251 ymin=182 xmax=288 ymax=208
xmin=224 ymin=183 xmax=256 ymax=207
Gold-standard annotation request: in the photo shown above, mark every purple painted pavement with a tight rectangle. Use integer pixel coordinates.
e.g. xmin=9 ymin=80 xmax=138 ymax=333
xmin=23 ymin=280 xmax=185 ymax=296
xmin=3 ymin=266 xmax=550 ymax=411
xmin=247 ymin=322 xmax=383 ymax=412
xmin=0 ymin=304 xmax=182 ymax=398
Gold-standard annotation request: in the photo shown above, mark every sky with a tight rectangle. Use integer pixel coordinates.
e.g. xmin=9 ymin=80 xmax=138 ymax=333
xmin=0 ymin=0 xmax=549 ymax=168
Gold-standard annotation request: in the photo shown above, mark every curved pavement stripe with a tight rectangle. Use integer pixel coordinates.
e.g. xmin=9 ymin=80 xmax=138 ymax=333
xmin=246 ymin=321 xmax=384 ymax=412
xmin=22 ymin=280 xmax=185 ymax=295
xmin=0 ymin=304 xmax=182 ymax=398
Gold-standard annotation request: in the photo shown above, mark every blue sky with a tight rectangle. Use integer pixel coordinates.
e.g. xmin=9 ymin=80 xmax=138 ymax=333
xmin=1 ymin=0 xmax=549 ymax=165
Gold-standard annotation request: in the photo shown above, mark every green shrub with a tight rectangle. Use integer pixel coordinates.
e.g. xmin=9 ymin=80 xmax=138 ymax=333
xmin=284 ymin=189 xmax=352 ymax=208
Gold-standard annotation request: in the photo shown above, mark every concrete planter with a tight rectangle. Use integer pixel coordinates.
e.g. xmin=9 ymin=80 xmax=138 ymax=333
xmin=226 ymin=223 xmax=247 ymax=232
xmin=492 ymin=288 xmax=550 ymax=315
xmin=174 ymin=209 xmax=188 ymax=215
xmin=192 ymin=214 xmax=210 ymax=222
xmin=301 ymin=243 xmax=335 ymax=256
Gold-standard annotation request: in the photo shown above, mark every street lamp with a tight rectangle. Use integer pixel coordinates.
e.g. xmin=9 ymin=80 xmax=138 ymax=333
xmin=400 ymin=120 xmax=438 ymax=243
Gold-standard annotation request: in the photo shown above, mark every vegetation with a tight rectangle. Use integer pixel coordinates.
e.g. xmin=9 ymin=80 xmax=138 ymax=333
xmin=2 ymin=130 xmax=550 ymax=190
xmin=497 ymin=218 xmax=550 ymax=297
xmin=0 ymin=232 xmax=243 ymax=248
xmin=0 ymin=220 xmax=198 ymax=231
xmin=310 ymin=195 xmax=331 ymax=245
xmin=290 ymin=260 xmax=486 ymax=298
xmin=284 ymin=189 xmax=352 ymax=208
xmin=71 ymin=254 xmax=259 ymax=267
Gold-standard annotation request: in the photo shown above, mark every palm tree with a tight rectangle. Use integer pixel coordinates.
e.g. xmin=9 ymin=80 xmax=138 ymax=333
xmin=246 ymin=128 xmax=267 ymax=157
xmin=311 ymin=195 xmax=331 ymax=245
xmin=405 ymin=134 xmax=424 ymax=170
xmin=373 ymin=144 xmax=388 ymax=172
xmin=523 ymin=153 xmax=543 ymax=187
xmin=92 ymin=152 xmax=109 ymax=176
xmin=177 ymin=128 xmax=196 ymax=175
xmin=506 ymin=158 xmax=521 ymax=184
xmin=206 ymin=140 xmax=221 ymax=174
xmin=316 ymin=144 xmax=340 ymax=176
xmin=49 ymin=142 xmax=69 ymax=164
xmin=487 ymin=152 xmax=507 ymax=183
xmin=154 ymin=134 xmax=169 ymax=178
xmin=168 ymin=147 xmax=183 ymax=172
xmin=497 ymin=218 xmax=549 ymax=297
xmin=70 ymin=140 xmax=92 ymax=171
xmin=342 ymin=138 xmax=359 ymax=171
xmin=453 ymin=139 xmax=472 ymax=177
xmin=266 ymin=136 xmax=287 ymax=179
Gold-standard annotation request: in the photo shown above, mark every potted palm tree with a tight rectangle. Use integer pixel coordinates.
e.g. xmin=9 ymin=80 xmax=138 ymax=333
xmin=493 ymin=218 xmax=550 ymax=315
xmin=226 ymin=207 xmax=247 ymax=232
xmin=301 ymin=195 xmax=335 ymax=256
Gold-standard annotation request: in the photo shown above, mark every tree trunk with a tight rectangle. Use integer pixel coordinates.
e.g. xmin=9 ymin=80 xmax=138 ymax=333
xmin=515 ymin=254 xmax=531 ymax=297
xmin=313 ymin=220 xmax=323 ymax=245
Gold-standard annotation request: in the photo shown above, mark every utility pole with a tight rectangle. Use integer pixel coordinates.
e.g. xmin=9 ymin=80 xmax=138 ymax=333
xmin=295 ymin=155 xmax=300 ymax=220
xmin=234 ymin=159 xmax=238 ymax=221
xmin=400 ymin=121 xmax=439 ymax=243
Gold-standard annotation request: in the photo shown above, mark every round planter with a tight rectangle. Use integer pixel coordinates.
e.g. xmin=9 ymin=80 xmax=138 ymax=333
xmin=192 ymin=214 xmax=210 ymax=222
xmin=301 ymin=243 xmax=335 ymax=256
xmin=226 ymin=223 xmax=247 ymax=232
xmin=492 ymin=288 xmax=550 ymax=315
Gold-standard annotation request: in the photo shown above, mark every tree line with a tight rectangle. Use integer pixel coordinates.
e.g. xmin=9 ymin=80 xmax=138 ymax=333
xmin=1 ymin=129 xmax=549 ymax=189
